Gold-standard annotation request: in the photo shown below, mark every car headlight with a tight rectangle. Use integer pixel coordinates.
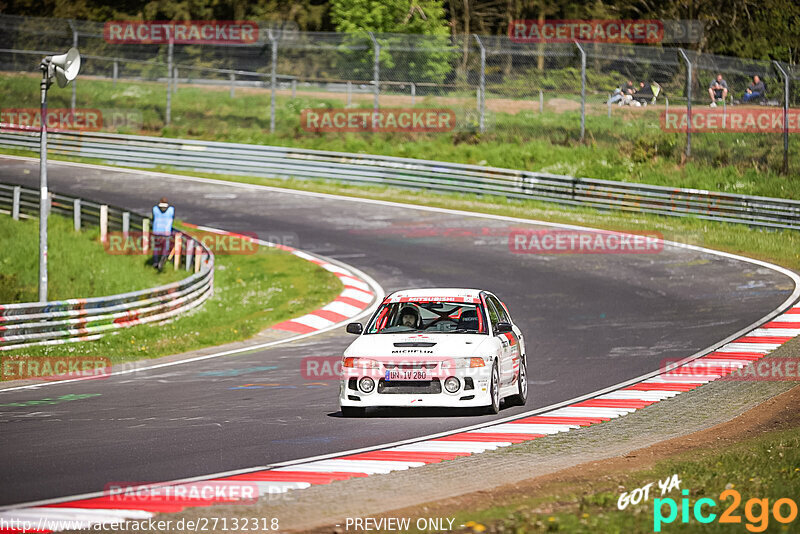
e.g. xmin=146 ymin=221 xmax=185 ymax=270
xmin=450 ymin=357 xmax=486 ymax=369
xmin=343 ymin=357 xmax=379 ymax=369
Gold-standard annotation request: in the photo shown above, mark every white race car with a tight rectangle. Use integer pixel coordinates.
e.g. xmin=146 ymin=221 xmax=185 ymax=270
xmin=339 ymin=288 xmax=527 ymax=417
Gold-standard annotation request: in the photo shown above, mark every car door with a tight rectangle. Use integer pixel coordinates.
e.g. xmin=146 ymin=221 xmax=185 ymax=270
xmin=486 ymin=297 xmax=514 ymax=387
xmin=488 ymin=295 xmax=521 ymax=387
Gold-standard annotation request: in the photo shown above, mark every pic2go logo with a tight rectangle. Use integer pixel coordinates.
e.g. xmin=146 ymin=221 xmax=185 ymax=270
xmin=654 ymin=489 xmax=799 ymax=532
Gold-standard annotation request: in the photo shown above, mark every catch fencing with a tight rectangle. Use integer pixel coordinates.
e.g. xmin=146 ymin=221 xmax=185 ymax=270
xmin=0 ymin=182 xmax=215 ymax=351
xmin=1 ymin=129 xmax=798 ymax=232
xmin=0 ymin=14 xmax=797 ymax=175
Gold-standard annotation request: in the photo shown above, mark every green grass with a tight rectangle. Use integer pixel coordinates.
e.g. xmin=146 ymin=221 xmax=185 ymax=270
xmin=0 ymin=213 xmax=187 ymax=303
xmin=1 ymin=72 xmax=797 ymax=198
xmin=436 ymin=426 xmax=800 ymax=533
xmin=1 ymin=213 xmax=343 ymax=366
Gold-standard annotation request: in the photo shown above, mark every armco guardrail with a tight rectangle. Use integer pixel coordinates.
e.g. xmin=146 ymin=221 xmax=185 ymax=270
xmin=0 ymin=182 xmax=214 ymax=351
xmin=1 ymin=129 xmax=800 ymax=230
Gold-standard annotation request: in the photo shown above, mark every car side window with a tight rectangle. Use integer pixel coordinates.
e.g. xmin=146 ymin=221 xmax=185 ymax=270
xmin=488 ymin=296 xmax=510 ymax=324
xmin=486 ymin=298 xmax=500 ymax=332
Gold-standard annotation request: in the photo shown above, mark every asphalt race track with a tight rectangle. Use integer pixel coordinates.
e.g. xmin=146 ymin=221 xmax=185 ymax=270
xmin=0 ymin=156 xmax=794 ymax=506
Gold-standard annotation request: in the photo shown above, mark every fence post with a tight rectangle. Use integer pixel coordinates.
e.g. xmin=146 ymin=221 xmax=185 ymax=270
xmin=12 ymin=186 xmax=20 ymax=220
xmin=142 ymin=218 xmax=150 ymax=254
xmin=291 ymin=78 xmax=297 ymax=99
xmin=69 ymin=20 xmax=77 ymax=113
xmin=122 ymin=211 xmax=130 ymax=237
xmin=195 ymin=247 xmax=201 ymax=273
xmin=166 ymin=38 xmax=173 ymax=126
xmin=173 ymin=67 xmax=179 ymax=93
xmin=411 ymin=82 xmax=416 ymax=105
xmin=73 ymin=198 xmax=80 ymax=230
xmin=678 ymin=48 xmax=692 ymax=158
xmin=113 ymin=60 xmax=118 ymax=87
xmin=474 ymin=35 xmax=486 ymax=134
xmin=607 ymin=96 xmax=611 ymax=118
xmin=229 ymin=72 xmax=235 ymax=98
xmin=100 ymin=204 xmax=108 ymax=243
xmin=173 ymin=234 xmax=182 ymax=270
xmin=574 ymin=41 xmax=586 ymax=143
xmin=186 ymin=239 xmax=194 ymax=271
xmin=269 ymin=30 xmax=277 ymax=134
xmin=773 ymin=60 xmax=790 ymax=175
xmin=539 ymin=90 xmax=543 ymax=113
xmin=346 ymin=80 xmax=352 ymax=106
xmin=368 ymin=32 xmax=380 ymax=112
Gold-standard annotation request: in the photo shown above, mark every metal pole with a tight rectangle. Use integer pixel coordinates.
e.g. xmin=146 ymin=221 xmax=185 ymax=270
xmin=166 ymin=39 xmax=173 ymax=125
xmin=773 ymin=61 xmax=790 ymax=175
xmin=113 ymin=60 xmax=118 ymax=87
xmin=347 ymin=81 xmax=352 ymax=106
xmin=173 ymin=67 xmax=178 ymax=93
xmin=122 ymin=211 xmax=130 ymax=237
xmin=270 ymin=30 xmax=277 ymax=134
xmin=291 ymin=79 xmax=296 ymax=99
xmin=574 ymin=41 xmax=586 ymax=142
xmin=474 ymin=35 xmax=486 ymax=134
xmin=539 ymin=90 xmax=543 ymax=113
xmin=411 ymin=82 xmax=415 ymax=105
xmin=38 ymin=64 xmax=50 ymax=302
xmin=230 ymin=72 xmax=235 ymax=98
xmin=73 ymin=198 xmax=81 ymax=231
xmin=678 ymin=48 xmax=692 ymax=158
xmin=70 ymin=21 xmax=77 ymax=113
xmin=368 ymin=32 xmax=380 ymax=112
xmin=12 ymin=186 xmax=20 ymax=220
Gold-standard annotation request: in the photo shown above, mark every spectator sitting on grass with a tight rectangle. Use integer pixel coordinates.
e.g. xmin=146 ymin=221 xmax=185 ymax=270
xmin=742 ymin=75 xmax=766 ymax=103
xmin=708 ymin=74 xmax=728 ymax=107
xmin=609 ymin=80 xmax=635 ymax=104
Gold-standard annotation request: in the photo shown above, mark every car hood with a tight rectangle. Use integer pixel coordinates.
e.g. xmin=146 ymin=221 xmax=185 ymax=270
xmin=344 ymin=333 xmax=491 ymax=361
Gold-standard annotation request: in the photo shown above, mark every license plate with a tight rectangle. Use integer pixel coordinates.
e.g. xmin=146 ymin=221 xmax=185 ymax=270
xmin=386 ymin=369 xmax=428 ymax=381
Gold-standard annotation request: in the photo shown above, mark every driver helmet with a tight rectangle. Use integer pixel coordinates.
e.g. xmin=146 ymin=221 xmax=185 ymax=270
xmin=399 ymin=306 xmax=420 ymax=329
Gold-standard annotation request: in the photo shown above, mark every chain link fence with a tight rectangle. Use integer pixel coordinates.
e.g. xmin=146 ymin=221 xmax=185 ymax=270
xmin=0 ymin=13 xmax=796 ymax=176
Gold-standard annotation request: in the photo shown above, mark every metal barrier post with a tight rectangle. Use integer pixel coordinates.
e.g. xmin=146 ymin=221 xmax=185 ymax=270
xmin=113 ymin=60 xmax=118 ymax=87
xmin=122 ymin=211 xmax=130 ymax=237
xmin=678 ymin=48 xmax=692 ymax=158
xmin=73 ymin=198 xmax=80 ymax=230
xmin=773 ymin=61 xmax=790 ymax=175
xmin=38 ymin=63 xmax=49 ymax=302
xmin=474 ymin=35 xmax=486 ymax=134
xmin=346 ymin=81 xmax=352 ymax=106
xmin=166 ymin=39 xmax=173 ymax=126
xmin=186 ymin=239 xmax=194 ymax=271
xmin=229 ymin=72 xmax=235 ymax=98
xmin=12 ymin=186 xmax=20 ymax=220
xmin=194 ymin=248 xmax=201 ymax=273
xmin=574 ymin=41 xmax=586 ymax=142
xmin=368 ymin=32 xmax=380 ymax=112
xmin=411 ymin=82 xmax=415 ymax=105
xmin=100 ymin=204 xmax=108 ymax=243
xmin=269 ymin=30 xmax=277 ymax=133
xmin=539 ymin=90 xmax=543 ymax=113
xmin=142 ymin=218 xmax=150 ymax=254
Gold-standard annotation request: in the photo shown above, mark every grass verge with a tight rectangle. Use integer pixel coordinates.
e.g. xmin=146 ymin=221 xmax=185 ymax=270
xmin=0 ymin=213 xmax=186 ymax=303
xmin=1 ymin=214 xmax=343 ymax=366
xmin=438 ymin=417 xmax=800 ymax=533
xmin=1 ymin=73 xmax=796 ymax=197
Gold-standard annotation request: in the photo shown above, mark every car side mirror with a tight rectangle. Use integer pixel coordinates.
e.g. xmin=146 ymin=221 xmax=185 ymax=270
xmin=346 ymin=322 xmax=363 ymax=335
xmin=495 ymin=322 xmax=513 ymax=334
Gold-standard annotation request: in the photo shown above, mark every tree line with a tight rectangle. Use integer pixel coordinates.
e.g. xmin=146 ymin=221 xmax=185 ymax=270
xmin=1 ymin=0 xmax=797 ymax=64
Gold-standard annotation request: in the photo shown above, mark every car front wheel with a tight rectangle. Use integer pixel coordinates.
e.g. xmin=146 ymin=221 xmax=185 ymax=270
xmin=483 ymin=360 xmax=500 ymax=415
xmin=507 ymin=357 xmax=528 ymax=406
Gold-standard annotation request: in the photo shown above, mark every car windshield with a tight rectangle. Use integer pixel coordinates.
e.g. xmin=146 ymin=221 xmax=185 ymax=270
xmin=366 ymin=299 xmax=487 ymax=334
